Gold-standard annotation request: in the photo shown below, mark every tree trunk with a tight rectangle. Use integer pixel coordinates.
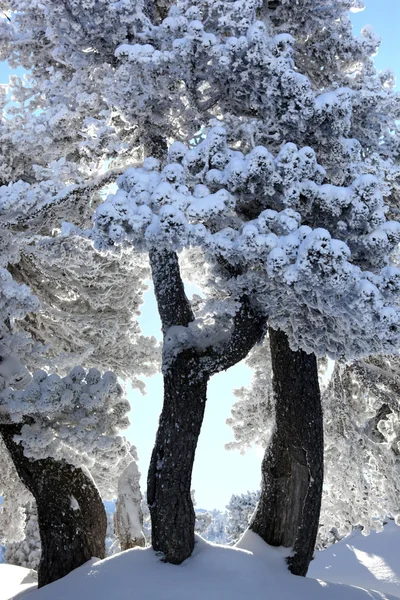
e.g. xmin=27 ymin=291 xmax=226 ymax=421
xmin=147 ymin=248 xmax=266 ymax=564
xmin=249 ymin=327 xmax=323 ymax=576
xmin=147 ymin=347 xmax=209 ymax=564
xmin=0 ymin=424 xmax=107 ymax=587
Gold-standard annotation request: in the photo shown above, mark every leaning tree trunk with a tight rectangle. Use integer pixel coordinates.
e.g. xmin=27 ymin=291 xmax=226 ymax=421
xmin=249 ymin=327 xmax=323 ymax=576
xmin=147 ymin=247 xmax=207 ymax=564
xmin=1 ymin=424 xmax=107 ymax=587
xmin=147 ymin=247 xmax=266 ymax=564
xmin=147 ymin=346 xmax=209 ymax=564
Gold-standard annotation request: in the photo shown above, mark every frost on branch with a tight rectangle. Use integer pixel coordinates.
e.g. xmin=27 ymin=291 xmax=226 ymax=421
xmin=93 ymin=127 xmax=400 ymax=359
xmin=226 ymin=338 xmax=274 ymax=454
xmin=12 ymin=232 xmax=159 ymax=382
xmin=320 ymin=357 xmax=400 ymax=541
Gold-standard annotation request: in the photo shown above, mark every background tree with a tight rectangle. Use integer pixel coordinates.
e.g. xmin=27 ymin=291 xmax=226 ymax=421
xmin=114 ymin=458 xmax=146 ymax=551
xmin=5 ymin=502 xmax=40 ymax=572
xmin=225 ymin=491 xmax=260 ymax=544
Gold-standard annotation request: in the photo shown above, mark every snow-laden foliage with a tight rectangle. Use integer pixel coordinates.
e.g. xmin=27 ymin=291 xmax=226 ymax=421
xmin=264 ymin=1 xmax=378 ymax=86
xmin=0 ymin=438 xmax=32 ymax=544
xmin=93 ymin=126 xmax=400 ymax=359
xmin=108 ymin=0 xmax=400 ymax=194
xmin=320 ymin=359 xmax=400 ymax=539
xmin=1 ymin=0 xmax=397 ymax=192
xmin=226 ymin=339 xmax=273 ymax=453
xmin=225 ymin=490 xmax=260 ymax=543
xmin=5 ymin=502 xmax=40 ymax=571
xmin=0 ymin=368 xmax=131 ymax=475
xmin=0 ymin=232 xmax=40 ymax=393
xmin=12 ymin=232 xmax=158 ymax=383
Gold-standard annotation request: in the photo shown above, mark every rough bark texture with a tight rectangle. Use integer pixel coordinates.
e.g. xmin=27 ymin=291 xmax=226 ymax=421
xmin=1 ymin=424 xmax=107 ymax=587
xmin=147 ymin=345 xmax=209 ymax=563
xmin=147 ymin=247 xmax=266 ymax=564
xmin=249 ymin=327 xmax=323 ymax=576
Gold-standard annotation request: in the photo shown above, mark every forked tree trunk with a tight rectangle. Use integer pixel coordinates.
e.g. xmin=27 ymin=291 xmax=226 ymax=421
xmin=1 ymin=424 xmax=107 ymax=587
xmin=249 ymin=327 xmax=323 ymax=576
xmin=147 ymin=247 xmax=266 ymax=565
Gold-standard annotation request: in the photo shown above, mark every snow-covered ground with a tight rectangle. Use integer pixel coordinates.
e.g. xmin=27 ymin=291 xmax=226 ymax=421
xmin=3 ymin=531 xmax=399 ymax=600
xmin=310 ymin=521 xmax=400 ymax=598
xmin=0 ymin=565 xmax=36 ymax=600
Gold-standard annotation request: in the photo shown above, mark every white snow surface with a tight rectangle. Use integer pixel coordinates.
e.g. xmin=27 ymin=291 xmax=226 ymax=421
xmin=310 ymin=521 xmax=400 ymax=598
xmin=3 ymin=532 xmax=399 ymax=600
xmin=0 ymin=565 xmax=36 ymax=600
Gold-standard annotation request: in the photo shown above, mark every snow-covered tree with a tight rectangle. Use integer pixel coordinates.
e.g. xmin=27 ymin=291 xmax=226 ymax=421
xmin=114 ymin=459 xmax=146 ymax=551
xmin=0 ymin=203 xmax=144 ymax=586
xmin=0 ymin=162 xmax=149 ymax=589
xmin=5 ymin=502 xmax=40 ymax=571
xmin=0 ymin=1 xmax=159 ymax=585
xmin=1 ymin=0 xmax=400 ymax=578
xmin=225 ymin=491 xmax=260 ymax=543
xmin=320 ymin=357 xmax=400 ymax=541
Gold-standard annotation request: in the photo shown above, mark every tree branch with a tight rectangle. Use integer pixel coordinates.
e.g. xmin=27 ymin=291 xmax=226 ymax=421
xmin=202 ymin=295 xmax=267 ymax=376
xmin=2 ymin=163 xmax=139 ymax=230
xmin=149 ymin=248 xmax=195 ymax=335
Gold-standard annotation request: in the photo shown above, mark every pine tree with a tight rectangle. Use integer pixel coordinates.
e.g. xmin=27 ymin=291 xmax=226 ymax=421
xmin=1 ymin=0 xmax=400 ymax=577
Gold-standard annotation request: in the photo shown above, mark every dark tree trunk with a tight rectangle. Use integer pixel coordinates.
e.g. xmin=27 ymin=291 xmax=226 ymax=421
xmin=249 ymin=327 xmax=323 ymax=576
xmin=147 ymin=248 xmax=266 ymax=564
xmin=1 ymin=424 xmax=107 ymax=587
xmin=147 ymin=247 xmax=203 ymax=564
xmin=147 ymin=347 xmax=209 ymax=564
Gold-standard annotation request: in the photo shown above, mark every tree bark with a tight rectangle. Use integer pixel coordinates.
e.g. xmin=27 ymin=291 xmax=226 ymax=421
xmin=249 ymin=327 xmax=323 ymax=576
xmin=147 ymin=346 xmax=209 ymax=564
xmin=147 ymin=247 xmax=266 ymax=564
xmin=0 ymin=424 xmax=107 ymax=587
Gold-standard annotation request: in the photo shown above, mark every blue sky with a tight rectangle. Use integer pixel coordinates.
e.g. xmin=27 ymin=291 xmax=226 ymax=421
xmin=1 ymin=1 xmax=399 ymax=510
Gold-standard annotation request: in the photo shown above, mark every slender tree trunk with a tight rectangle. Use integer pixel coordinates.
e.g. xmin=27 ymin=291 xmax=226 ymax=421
xmin=147 ymin=347 xmax=209 ymax=564
xmin=147 ymin=247 xmax=205 ymax=563
xmin=1 ymin=424 xmax=107 ymax=587
xmin=249 ymin=327 xmax=323 ymax=576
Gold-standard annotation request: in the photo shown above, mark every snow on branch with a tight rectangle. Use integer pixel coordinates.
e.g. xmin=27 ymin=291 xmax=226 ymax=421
xmin=93 ymin=127 xmax=400 ymax=360
xmin=0 ymin=367 xmax=131 ymax=474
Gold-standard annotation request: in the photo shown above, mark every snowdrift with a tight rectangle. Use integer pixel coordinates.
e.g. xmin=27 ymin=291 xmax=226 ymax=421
xmin=3 ymin=532 xmax=398 ymax=600
xmin=0 ymin=565 xmax=36 ymax=600
xmin=310 ymin=521 xmax=400 ymax=598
